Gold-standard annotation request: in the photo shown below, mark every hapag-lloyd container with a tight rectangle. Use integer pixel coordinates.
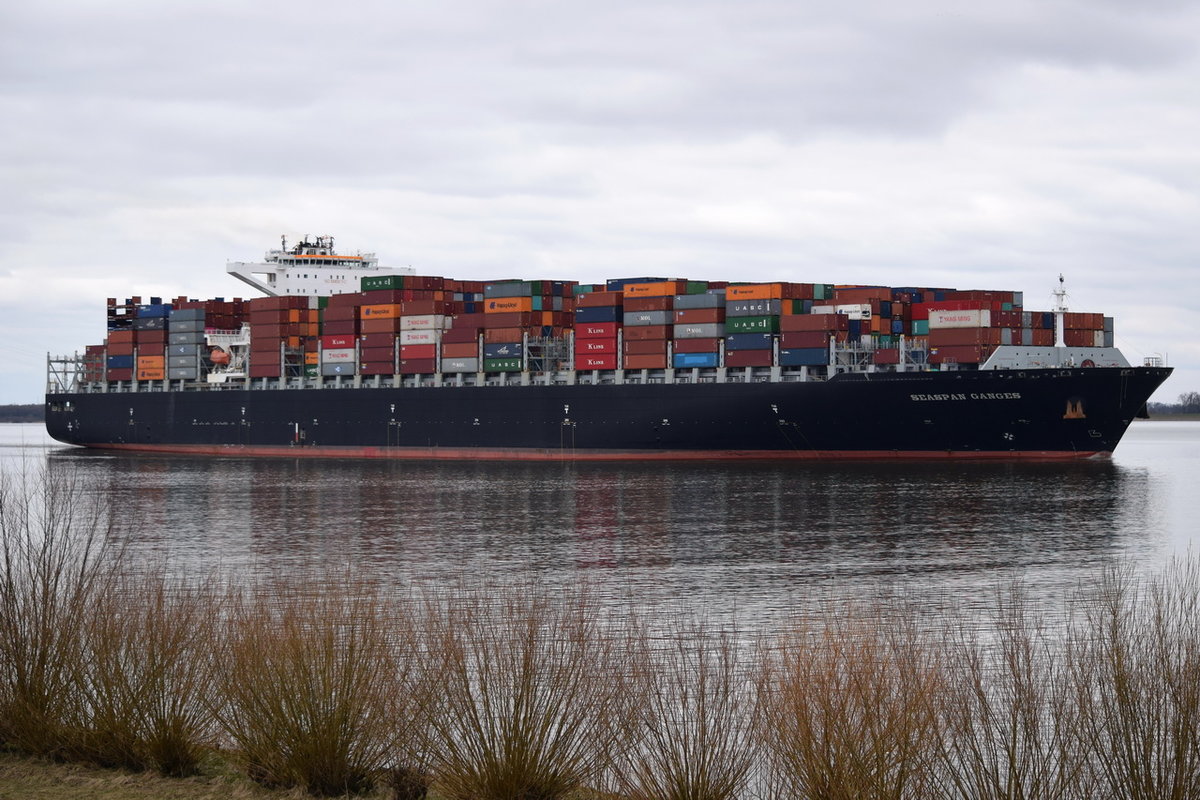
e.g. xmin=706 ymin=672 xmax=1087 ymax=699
xmin=929 ymin=309 xmax=992 ymax=329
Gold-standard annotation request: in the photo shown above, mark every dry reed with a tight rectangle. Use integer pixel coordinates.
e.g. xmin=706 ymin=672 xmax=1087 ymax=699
xmin=759 ymin=600 xmax=945 ymax=800
xmin=422 ymin=582 xmax=635 ymax=800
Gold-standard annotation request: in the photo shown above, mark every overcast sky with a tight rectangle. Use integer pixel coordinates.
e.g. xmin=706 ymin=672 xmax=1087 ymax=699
xmin=3 ymin=0 xmax=1197 ymax=404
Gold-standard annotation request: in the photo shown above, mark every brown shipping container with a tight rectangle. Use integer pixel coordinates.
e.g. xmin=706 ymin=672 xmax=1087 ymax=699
xmin=106 ymin=341 xmax=135 ymax=356
xmin=674 ymin=308 xmax=725 ymax=324
xmin=673 ymin=338 xmax=720 ymax=353
xmin=322 ymin=305 xmax=359 ymax=322
xmin=248 ymin=364 xmax=282 ymax=378
xmin=360 ymin=318 xmax=403 ymax=335
xmin=106 ymin=368 xmax=134 ymax=381
xmin=624 ymin=296 xmax=673 ymax=312
xmin=484 ymin=327 xmax=525 ymax=343
xmin=780 ymin=313 xmax=848 ymax=333
xmin=873 ymin=348 xmax=901 ymax=365
xmin=484 ymin=311 xmax=538 ymax=328
xmin=108 ymin=330 xmax=135 ymax=344
xmin=322 ymin=320 xmax=359 ymax=336
xmin=449 ymin=313 xmax=486 ymax=330
xmin=401 ymin=300 xmax=452 ymax=316
xmin=135 ymin=329 xmax=168 ymax=344
xmin=725 ymin=349 xmax=773 ymax=368
xmin=623 ymin=325 xmax=671 ymax=341
xmin=780 ymin=331 xmax=829 ymax=349
xmin=928 ymin=345 xmax=996 ymax=364
xmin=441 ymin=341 xmax=479 ymax=358
xmin=399 ymin=358 xmax=437 ymax=374
xmin=359 ymin=362 xmax=395 ymax=376
xmin=928 ymin=327 xmax=1002 ymax=347
xmin=624 ymin=354 xmax=668 ymax=369
xmin=360 ymin=346 xmax=396 ymax=362
xmin=623 ymin=339 xmax=668 ymax=356
xmin=400 ymin=344 xmax=437 ymax=360
xmin=441 ymin=327 xmax=481 ymax=344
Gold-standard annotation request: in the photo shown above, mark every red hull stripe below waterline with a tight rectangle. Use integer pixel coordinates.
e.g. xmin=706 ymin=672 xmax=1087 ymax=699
xmin=82 ymin=443 xmax=1110 ymax=462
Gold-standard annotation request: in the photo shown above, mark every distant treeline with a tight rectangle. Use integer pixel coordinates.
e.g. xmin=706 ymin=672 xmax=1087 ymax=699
xmin=1148 ymin=390 xmax=1200 ymax=417
xmin=0 ymin=404 xmax=42 ymax=423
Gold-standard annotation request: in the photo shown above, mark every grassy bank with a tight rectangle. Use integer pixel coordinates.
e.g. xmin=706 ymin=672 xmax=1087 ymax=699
xmin=4 ymin=464 xmax=1200 ymax=800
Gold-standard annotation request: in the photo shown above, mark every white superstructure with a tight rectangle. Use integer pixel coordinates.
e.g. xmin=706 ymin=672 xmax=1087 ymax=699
xmin=226 ymin=235 xmax=414 ymax=297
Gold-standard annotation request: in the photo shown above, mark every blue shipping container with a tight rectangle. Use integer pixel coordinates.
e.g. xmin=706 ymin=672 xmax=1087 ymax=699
xmin=779 ymin=348 xmax=829 ymax=367
xmin=575 ymin=305 xmax=621 ymax=323
xmin=724 ymin=333 xmax=774 ymax=351
xmin=106 ymin=355 xmax=134 ymax=369
xmin=483 ymin=342 xmax=524 ymax=359
xmin=135 ymin=303 xmax=172 ymax=318
xmin=673 ymin=352 xmax=719 ymax=369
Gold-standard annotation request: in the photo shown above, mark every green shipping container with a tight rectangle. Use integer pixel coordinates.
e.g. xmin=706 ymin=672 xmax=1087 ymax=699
xmin=726 ymin=315 xmax=781 ymax=334
xmin=484 ymin=357 xmax=523 ymax=372
xmin=912 ymin=320 xmax=929 ymax=336
xmin=360 ymin=275 xmax=405 ymax=291
xmin=813 ymin=284 xmax=834 ymax=301
xmin=685 ymin=281 xmax=709 ymax=295
xmin=304 ymin=365 xmax=319 ymax=378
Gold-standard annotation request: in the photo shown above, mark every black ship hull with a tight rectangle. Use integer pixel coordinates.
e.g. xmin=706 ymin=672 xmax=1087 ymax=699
xmin=45 ymin=366 xmax=1172 ymax=461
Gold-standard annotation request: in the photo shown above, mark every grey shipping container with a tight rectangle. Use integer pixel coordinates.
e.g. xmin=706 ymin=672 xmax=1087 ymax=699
xmin=132 ymin=316 xmax=167 ymax=331
xmin=169 ymin=308 xmax=205 ymax=321
xmin=168 ymin=355 xmax=199 ymax=369
xmin=673 ymin=323 xmax=726 ymax=339
xmin=167 ymin=367 xmax=199 ymax=380
xmin=168 ymin=319 xmax=206 ymax=333
xmin=623 ymin=310 xmax=672 ymax=326
xmin=441 ymin=358 xmax=479 ymax=372
xmin=168 ymin=343 xmax=203 ymax=356
xmin=483 ymin=281 xmax=532 ymax=299
xmin=321 ymin=362 xmax=356 ymax=377
xmin=673 ymin=293 xmax=725 ymax=310
xmin=169 ymin=331 xmax=205 ymax=345
xmin=726 ymin=299 xmax=782 ymax=317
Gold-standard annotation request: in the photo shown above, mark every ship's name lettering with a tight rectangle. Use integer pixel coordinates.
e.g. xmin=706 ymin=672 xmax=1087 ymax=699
xmin=909 ymin=392 xmax=1022 ymax=401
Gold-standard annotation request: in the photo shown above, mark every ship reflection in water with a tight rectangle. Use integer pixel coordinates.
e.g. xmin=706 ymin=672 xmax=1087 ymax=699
xmin=43 ymin=435 xmax=1179 ymax=626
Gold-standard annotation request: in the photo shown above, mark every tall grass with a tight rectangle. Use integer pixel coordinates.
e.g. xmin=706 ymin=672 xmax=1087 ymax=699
xmin=211 ymin=575 xmax=408 ymax=796
xmin=0 ymin=463 xmax=116 ymax=758
xmin=612 ymin=617 xmax=760 ymax=800
xmin=759 ymin=601 xmax=945 ymax=800
xmin=422 ymin=583 xmax=635 ymax=800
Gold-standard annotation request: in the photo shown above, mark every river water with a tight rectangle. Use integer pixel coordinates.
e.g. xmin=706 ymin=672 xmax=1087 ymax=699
xmin=2 ymin=421 xmax=1198 ymax=628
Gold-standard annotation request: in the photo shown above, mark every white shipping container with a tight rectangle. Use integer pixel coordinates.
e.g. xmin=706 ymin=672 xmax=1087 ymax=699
xmin=810 ymin=304 xmax=872 ymax=320
xmin=929 ymin=309 xmax=991 ymax=329
xmin=441 ymin=358 xmax=479 ymax=372
xmin=321 ymin=347 xmax=356 ymax=363
xmin=399 ymin=314 xmax=447 ymax=331
xmin=400 ymin=329 xmax=442 ymax=346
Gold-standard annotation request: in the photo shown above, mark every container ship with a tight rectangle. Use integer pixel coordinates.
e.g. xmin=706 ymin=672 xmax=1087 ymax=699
xmin=45 ymin=237 xmax=1172 ymax=461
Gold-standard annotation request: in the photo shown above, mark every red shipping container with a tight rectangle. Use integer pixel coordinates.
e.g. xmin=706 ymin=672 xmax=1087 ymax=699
xmin=725 ymin=349 xmax=773 ymax=368
xmin=106 ymin=368 xmax=133 ymax=381
xmin=928 ymin=328 xmax=1002 ymax=347
xmin=624 ymin=339 xmax=668 ymax=356
xmin=400 ymin=344 xmax=437 ymax=360
xmin=359 ymin=362 xmax=395 ymax=375
xmin=108 ymin=330 xmax=135 ymax=344
xmin=780 ymin=331 xmax=830 ymax=349
xmin=928 ymin=345 xmax=996 ymax=364
xmin=399 ymin=358 xmax=437 ymax=374
xmin=575 ymin=322 xmax=620 ymax=339
xmin=448 ymin=313 xmax=486 ymax=330
xmin=623 ymin=325 xmax=670 ymax=341
xmin=624 ymin=354 xmax=668 ymax=369
xmin=107 ymin=341 xmax=134 ymax=356
xmin=359 ymin=333 xmax=395 ymax=349
xmin=322 ymin=305 xmax=359 ymax=322
xmin=577 ymin=354 xmax=617 ymax=370
xmin=320 ymin=334 xmax=356 ymax=349
xmin=401 ymin=299 xmax=451 ymax=316
xmin=575 ymin=338 xmax=616 ymax=354
xmin=322 ymin=320 xmax=359 ymax=336
xmin=484 ymin=311 xmax=538 ymax=328
xmin=360 ymin=345 xmax=395 ymax=362
xmin=248 ymin=364 xmax=282 ymax=378
xmin=673 ymin=338 xmax=720 ymax=353
xmin=873 ymin=348 xmax=900 ymax=365
xmin=360 ymin=318 xmax=403 ymax=335
xmin=576 ymin=291 xmax=624 ymax=308
xmin=674 ymin=308 xmax=725 ymax=324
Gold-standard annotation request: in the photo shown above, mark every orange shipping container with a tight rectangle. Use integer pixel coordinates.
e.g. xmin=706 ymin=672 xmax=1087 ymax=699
xmin=360 ymin=304 xmax=402 ymax=319
xmin=623 ymin=354 xmax=668 ymax=369
xmin=360 ymin=318 xmax=403 ymax=335
xmin=727 ymin=283 xmax=782 ymax=301
xmin=485 ymin=296 xmax=534 ymax=314
xmin=623 ymin=280 xmax=688 ymax=298
xmin=136 ymin=355 xmax=165 ymax=368
xmin=441 ymin=341 xmax=479 ymax=358
xmin=136 ymin=368 xmax=165 ymax=381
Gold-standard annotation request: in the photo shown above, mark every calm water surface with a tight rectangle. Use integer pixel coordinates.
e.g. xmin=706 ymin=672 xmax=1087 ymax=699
xmin=3 ymin=421 xmax=1198 ymax=626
